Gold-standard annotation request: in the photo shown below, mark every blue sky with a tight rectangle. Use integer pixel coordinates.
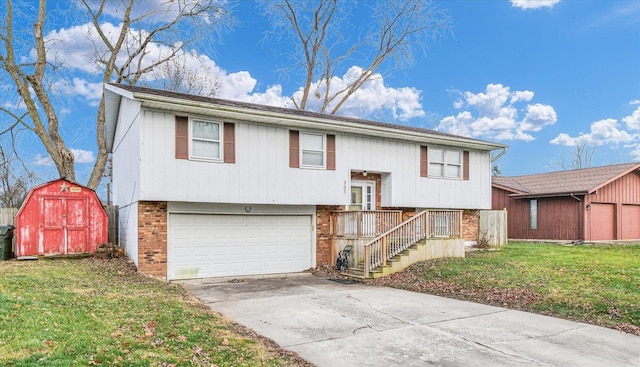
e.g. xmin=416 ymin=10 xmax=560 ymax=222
xmin=2 ymin=0 xmax=640 ymax=191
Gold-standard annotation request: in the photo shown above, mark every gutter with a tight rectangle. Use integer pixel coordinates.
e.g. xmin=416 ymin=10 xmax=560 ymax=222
xmin=509 ymin=191 xmax=589 ymax=199
xmin=129 ymin=90 xmax=507 ymax=151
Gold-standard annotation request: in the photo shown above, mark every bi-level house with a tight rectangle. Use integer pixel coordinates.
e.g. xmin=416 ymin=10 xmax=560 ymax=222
xmin=104 ymin=84 xmax=506 ymax=280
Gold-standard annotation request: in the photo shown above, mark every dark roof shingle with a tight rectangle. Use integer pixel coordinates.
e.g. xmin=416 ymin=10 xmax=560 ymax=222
xmin=109 ymin=83 xmax=503 ymax=146
xmin=492 ymin=163 xmax=640 ymax=196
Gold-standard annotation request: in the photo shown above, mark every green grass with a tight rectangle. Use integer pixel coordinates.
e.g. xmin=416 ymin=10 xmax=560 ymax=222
xmin=0 ymin=258 xmax=302 ymax=367
xmin=379 ymin=242 xmax=640 ymax=333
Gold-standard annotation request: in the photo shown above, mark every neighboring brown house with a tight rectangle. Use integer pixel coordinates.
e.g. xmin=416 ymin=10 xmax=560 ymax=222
xmin=492 ymin=163 xmax=640 ymax=242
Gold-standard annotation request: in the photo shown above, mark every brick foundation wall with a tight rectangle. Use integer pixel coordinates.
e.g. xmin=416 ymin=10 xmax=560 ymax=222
xmin=316 ymin=205 xmax=343 ymax=267
xmin=138 ymin=201 xmax=168 ymax=279
xmin=462 ymin=209 xmax=479 ymax=242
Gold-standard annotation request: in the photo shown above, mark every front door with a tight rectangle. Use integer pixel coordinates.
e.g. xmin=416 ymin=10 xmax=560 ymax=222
xmin=350 ymin=182 xmax=374 ymax=211
xmin=348 ymin=181 xmax=376 ymax=236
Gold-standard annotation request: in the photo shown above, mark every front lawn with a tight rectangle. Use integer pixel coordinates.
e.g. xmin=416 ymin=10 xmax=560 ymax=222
xmin=373 ymin=242 xmax=640 ymax=335
xmin=0 ymin=258 xmax=312 ymax=367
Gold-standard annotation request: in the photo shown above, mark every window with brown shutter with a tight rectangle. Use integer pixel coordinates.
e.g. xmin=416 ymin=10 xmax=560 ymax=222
xmin=175 ymin=116 xmax=188 ymax=159
xmin=463 ymin=151 xmax=470 ymax=180
xmin=326 ymin=134 xmax=336 ymax=170
xmin=425 ymin=146 xmax=465 ymax=179
xmin=420 ymin=146 xmax=428 ymax=177
xmin=223 ymin=122 xmax=235 ymax=163
xmin=289 ymin=130 xmax=300 ymax=168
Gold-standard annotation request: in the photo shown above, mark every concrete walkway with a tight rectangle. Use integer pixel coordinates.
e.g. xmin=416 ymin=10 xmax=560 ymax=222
xmin=179 ymin=274 xmax=639 ymax=367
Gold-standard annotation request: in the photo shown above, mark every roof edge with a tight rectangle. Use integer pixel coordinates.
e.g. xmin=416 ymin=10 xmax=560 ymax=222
xmin=587 ymin=162 xmax=640 ymax=193
xmin=106 ymin=83 xmax=507 ymax=151
xmin=508 ymin=191 xmax=588 ymax=199
xmin=491 ymin=182 xmax=527 ymax=194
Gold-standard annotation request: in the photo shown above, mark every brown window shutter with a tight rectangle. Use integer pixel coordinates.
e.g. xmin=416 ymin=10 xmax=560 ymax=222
xmin=289 ymin=130 xmax=300 ymax=168
xmin=175 ymin=116 xmax=188 ymax=159
xmin=420 ymin=146 xmax=428 ymax=177
xmin=326 ymin=134 xmax=336 ymax=170
xmin=463 ymin=151 xmax=470 ymax=180
xmin=223 ymin=122 xmax=235 ymax=163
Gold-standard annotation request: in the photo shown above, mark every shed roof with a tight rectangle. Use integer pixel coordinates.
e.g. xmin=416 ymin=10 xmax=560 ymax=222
xmin=103 ymin=83 xmax=507 ymax=153
xmin=492 ymin=162 xmax=640 ymax=198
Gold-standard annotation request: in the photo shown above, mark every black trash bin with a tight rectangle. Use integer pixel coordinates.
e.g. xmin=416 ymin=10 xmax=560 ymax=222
xmin=0 ymin=225 xmax=15 ymax=260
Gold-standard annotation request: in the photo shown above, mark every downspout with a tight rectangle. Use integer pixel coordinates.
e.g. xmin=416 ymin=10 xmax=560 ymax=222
xmin=491 ymin=147 xmax=507 ymax=162
xmin=570 ymin=194 xmax=583 ymax=242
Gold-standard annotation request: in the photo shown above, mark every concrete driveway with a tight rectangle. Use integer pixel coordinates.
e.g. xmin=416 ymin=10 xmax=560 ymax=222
xmin=179 ymin=274 xmax=639 ymax=367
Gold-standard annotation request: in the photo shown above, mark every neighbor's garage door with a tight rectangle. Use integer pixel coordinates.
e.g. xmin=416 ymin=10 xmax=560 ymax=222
xmin=168 ymin=214 xmax=312 ymax=280
xmin=621 ymin=204 xmax=640 ymax=240
xmin=590 ymin=203 xmax=615 ymax=241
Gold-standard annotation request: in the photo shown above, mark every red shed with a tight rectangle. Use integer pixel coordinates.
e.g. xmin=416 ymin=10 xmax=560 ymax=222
xmin=16 ymin=178 xmax=108 ymax=257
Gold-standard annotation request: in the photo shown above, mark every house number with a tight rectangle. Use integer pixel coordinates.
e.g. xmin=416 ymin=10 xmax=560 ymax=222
xmin=343 ymin=180 xmax=347 ymax=194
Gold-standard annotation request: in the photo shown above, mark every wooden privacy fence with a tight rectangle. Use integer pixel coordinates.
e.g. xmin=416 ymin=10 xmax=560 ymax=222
xmin=0 ymin=207 xmax=18 ymax=225
xmin=105 ymin=205 xmax=119 ymax=244
xmin=479 ymin=209 xmax=508 ymax=246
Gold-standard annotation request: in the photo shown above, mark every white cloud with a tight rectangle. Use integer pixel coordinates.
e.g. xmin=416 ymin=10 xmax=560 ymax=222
xmin=510 ymin=90 xmax=534 ymax=104
xmin=71 ymin=149 xmax=95 ymax=163
xmin=290 ymin=66 xmax=425 ymax=121
xmin=437 ymin=83 xmax=556 ymax=141
xmin=622 ymin=105 xmax=640 ymax=130
xmin=510 ymin=0 xmax=561 ymax=10
xmin=33 ymin=150 xmax=95 ymax=166
xmin=630 ymin=100 xmax=640 ymax=105
xmin=33 ymin=154 xmax=54 ymax=166
xmin=41 ymin=22 xmax=423 ymax=121
xmin=630 ymin=144 xmax=640 ymax=161
xmin=51 ymin=78 xmax=103 ymax=106
xmin=521 ymin=103 xmax=557 ymax=132
xmin=550 ymin=118 xmax=636 ymax=146
xmin=235 ymin=85 xmax=294 ymax=108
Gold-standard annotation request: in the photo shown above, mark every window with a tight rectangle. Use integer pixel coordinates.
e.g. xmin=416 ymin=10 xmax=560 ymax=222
xmin=301 ymin=132 xmax=325 ymax=167
xmin=429 ymin=147 xmax=462 ymax=179
xmin=530 ymin=199 xmax=538 ymax=230
xmin=191 ymin=119 xmax=221 ymax=160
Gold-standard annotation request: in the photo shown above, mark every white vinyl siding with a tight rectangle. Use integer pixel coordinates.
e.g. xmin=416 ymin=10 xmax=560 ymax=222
xmin=133 ymin=109 xmax=493 ymax=209
xmin=429 ymin=147 xmax=462 ymax=179
xmin=191 ymin=119 xmax=221 ymax=160
xmin=301 ymin=132 xmax=325 ymax=168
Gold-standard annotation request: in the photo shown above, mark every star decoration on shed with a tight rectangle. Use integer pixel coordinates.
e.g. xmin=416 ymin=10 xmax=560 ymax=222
xmin=60 ymin=182 xmax=70 ymax=192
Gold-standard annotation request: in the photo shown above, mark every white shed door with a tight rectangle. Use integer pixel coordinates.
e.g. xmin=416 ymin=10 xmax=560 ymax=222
xmin=168 ymin=214 xmax=312 ymax=280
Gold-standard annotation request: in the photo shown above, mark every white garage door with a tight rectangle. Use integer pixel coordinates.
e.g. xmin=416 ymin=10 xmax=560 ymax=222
xmin=168 ymin=214 xmax=312 ymax=280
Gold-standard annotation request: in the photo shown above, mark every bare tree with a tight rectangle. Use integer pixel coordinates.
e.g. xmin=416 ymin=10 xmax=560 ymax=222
xmin=0 ymin=0 xmax=233 ymax=189
xmin=259 ymin=0 xmax=452 ymax=115
xmin=554 ymin=137 xmax=598 ymax=170
xmin=0 ymin=145 xmax=37 ymax=208
xmin=149 ymin=53 xmax=222 ymax=97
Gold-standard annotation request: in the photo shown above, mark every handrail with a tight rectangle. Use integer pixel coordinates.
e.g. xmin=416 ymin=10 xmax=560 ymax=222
xmin=362 ymin=210 xmax=463 ymax=277
xmin=363 ymin=211 xmax=428 ymax=278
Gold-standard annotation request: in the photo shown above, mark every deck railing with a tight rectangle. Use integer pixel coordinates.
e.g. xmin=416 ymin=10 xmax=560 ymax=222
xmin=362 ymin=210 xmax=462 ymax=277
xmin=332 ymin=210 xmax=402 ymax=238
xmin=428 ymin=210 xmax=462 ymax=238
